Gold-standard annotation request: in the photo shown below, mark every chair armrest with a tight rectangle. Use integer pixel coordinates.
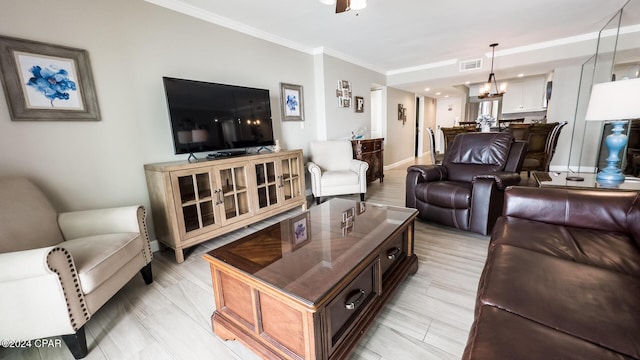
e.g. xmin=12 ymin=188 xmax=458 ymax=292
xmin=473 ymin=172 xmax=521 ymax=190
xmin=307 ymin=161 xmax=322 ymax=176
xmin=350 ymin=159 xmax=369 ymax=175
xmin=0 ymin=246 xmax=89 ymax=338
xmin=406 ymin=165 xmax=448 ymax=208
xmin=0 ymin=247 xmax=59 ymax=281
xmin=407 ymin=165 xmax=447 ymax=182
xmin=58 ymin=205 xmax=144 ymax=240
xmin=307 ymin=162 xmax=322 ymax=196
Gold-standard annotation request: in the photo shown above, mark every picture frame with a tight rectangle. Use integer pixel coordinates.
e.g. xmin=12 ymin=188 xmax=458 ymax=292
xmin=355 ymin=96 xmax=364 ymax=113
xmin=0 ymin=35 xmax=100 ymax=121
xmin=280 ymin=82 xmax=304 ymax=121
xmin=398 ymin=104 xmax=407 ymax=125
xmin=336 ymin=80 xmax=352 ymax=108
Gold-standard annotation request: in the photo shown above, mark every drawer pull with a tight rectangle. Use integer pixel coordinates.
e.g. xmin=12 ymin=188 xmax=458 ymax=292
xmin=344 ymin=289 xmax=366 ymax=310
xmin=387 ymin=247 xmax=401 ymax=260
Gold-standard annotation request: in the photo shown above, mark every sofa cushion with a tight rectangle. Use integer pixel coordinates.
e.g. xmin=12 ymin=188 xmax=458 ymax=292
xmin=479 ymin=245 xmax=640 ymax=359
xmin=492 ymin=216 xmax=640 ymax=276
xmin=414 ymin=181 xmax=471 ymax=209
xmin=62 ymin=232 xmax=143 ymax=294
xmin=463 ymin=306 xmax=632 ymax=360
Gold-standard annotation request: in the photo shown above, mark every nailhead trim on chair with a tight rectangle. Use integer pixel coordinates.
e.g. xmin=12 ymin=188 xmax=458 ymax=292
xmin=46 ymin=247 xmax=89 ymax=331
xmin=139 ymin=207 xmax=153 ymax=263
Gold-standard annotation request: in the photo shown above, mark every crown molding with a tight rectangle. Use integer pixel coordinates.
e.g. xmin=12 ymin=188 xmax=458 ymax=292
xmin=145 ymin=0 xmax=315 ymax=55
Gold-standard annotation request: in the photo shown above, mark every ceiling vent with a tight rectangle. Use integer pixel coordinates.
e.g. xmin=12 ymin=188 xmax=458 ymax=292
xmin=459 ymin=59 xmax=482 ymax=72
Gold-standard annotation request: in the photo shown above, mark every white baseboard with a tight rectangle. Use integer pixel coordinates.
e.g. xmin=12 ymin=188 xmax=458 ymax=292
xmin=384 ymin=156 xmax=417 ymax=170
xmin=150 ymin=239 xmax=161 ymax=253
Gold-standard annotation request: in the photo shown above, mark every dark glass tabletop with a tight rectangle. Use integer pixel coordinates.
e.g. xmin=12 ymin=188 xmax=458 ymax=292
xmin=205 ymin=198 xmax=417 ymax=306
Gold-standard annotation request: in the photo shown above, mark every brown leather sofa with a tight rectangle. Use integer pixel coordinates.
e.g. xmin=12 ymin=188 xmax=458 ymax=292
xmin=463 ymin=186 xmax=640 ymax=360
xmin=406 ymin=132 xmax=526 ymax=235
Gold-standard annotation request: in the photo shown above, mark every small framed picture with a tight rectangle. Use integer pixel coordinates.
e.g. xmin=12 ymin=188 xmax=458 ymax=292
xmin=339 ymin=97 xmax=351 ymax=108
xmin=0 ymin=35 xmax=100 ymax=121
xmin=280 ymin=83 xmax=304 ymax=121
xmin=355 ymin=96 xmax=364 ymax=113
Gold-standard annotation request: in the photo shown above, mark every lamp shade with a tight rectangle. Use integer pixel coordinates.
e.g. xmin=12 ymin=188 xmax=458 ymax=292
xmin=585 ymin=78 xmax=640 ymax=121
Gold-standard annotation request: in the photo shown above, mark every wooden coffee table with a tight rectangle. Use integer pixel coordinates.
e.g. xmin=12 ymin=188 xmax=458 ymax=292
xmin=203 ymin=199 xmax=418 ymax=360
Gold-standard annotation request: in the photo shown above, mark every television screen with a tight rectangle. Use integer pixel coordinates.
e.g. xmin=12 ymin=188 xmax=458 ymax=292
xmin=163 ymin=77 xmax=275 ymax=155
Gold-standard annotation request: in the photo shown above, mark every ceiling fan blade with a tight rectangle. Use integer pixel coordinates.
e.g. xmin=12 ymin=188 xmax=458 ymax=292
xmin=336 ymin=0 xmax=349 ymax=13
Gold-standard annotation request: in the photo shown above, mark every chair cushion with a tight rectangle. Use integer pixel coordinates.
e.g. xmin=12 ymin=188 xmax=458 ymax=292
xmin=414 ymin=181 xmax=471 ymax=209
xmin=62 ymin=232 xmax=143 ymax=294
xmin=0 ymin=177 xmax=64 ymax=253
xmin=321 ymin=170 xmax=359 ymax=187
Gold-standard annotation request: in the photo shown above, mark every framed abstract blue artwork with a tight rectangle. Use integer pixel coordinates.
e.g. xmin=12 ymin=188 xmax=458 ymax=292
xmin=0 ymin=35 xmax=100 ymax=121
xmin=280 ymin=82 xmax=304 ymax=121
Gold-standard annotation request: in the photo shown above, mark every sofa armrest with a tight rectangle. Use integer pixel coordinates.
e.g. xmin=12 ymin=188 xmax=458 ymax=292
xmin=503 ymin=186 xmax=639 ymax=233
xmin=473 ymin=172 xmax=521 ymax=190
xmin=58 ymin=205 xmax=144 ymax=240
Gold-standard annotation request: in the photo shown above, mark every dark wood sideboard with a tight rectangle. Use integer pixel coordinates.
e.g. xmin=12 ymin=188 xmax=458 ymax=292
xmin=351 ymin=138 xmax=384 ymax=183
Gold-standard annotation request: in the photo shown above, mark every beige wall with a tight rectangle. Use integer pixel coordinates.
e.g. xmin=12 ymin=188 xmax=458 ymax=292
xmin=320 ymin=54 xmax=386 ymax=140
xmin=0 ymin=0 xmax=320 ymax=236
xmin=0 ymin=0 xmax=403 ymax=241
xmin=385 ymin=87 xmax=416 ymax=166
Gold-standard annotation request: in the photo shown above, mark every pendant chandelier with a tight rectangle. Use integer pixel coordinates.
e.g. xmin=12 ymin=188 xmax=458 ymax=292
xmin=478 ymin=43 xmax=507 ymax=99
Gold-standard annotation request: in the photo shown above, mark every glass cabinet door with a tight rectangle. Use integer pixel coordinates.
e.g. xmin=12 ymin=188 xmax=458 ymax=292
xmin=216 ymin=165 xmax=252 ymax=223
xmin=254 ymin=160 xmax=279 ymax=211
xmin=280 ymin=155 xmax=302 ymax=203
xmin=171 ymin=170 xmax=220 ymax=237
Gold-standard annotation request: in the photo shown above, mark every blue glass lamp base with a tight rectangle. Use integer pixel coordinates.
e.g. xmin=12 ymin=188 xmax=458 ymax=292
xmin=596 ymin=120 xmax=628 ymax=186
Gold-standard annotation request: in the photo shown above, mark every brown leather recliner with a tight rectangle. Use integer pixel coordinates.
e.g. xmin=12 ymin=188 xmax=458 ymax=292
xmin=406 ymin=132 xmax=526 ymax=235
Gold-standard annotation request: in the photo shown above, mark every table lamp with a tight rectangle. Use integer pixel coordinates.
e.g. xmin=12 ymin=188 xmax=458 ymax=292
xmin=584 ymin=78 xmax=640 ymax=185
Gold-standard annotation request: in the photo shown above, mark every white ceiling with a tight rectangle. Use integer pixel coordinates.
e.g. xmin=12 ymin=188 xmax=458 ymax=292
xmin=149 ymin=0 xmax=640 ymax=98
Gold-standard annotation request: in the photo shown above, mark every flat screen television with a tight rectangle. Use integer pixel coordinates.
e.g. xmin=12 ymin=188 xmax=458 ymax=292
xmin=163 ymin=77 xmax=275 ymax=156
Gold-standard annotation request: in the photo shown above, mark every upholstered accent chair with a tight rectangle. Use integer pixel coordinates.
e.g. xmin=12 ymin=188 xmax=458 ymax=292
xmin=406 ymin=133 xmax=527 ymax=235
xmin=0 ymin=177 xmax=153 ymax=359
xmin=308 ymin=140 xmax=369 ymax=205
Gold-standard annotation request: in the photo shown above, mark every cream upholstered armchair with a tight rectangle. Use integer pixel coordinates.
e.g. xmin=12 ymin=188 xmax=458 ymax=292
xmin=308 ymin=140 xmax=369 ymax=205
xmin=0 ymin=177 xmax=153 ymax=359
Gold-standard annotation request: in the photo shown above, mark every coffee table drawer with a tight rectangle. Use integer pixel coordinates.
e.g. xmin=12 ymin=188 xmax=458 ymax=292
xmin=326 ymin=260 xmax=378 ymax=349
xmin=380 ymin=233 xmax=406 ymax=281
